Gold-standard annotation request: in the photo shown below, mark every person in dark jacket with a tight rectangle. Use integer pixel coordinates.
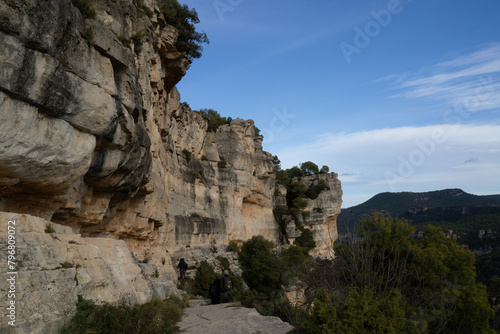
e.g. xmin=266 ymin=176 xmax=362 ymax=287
xmin=221 ymin=270 xmax=233 ymax=300
xmin=177 ymin=258 xmax=188 ymax=280
xmin=209 ymin=278 xmax=221 ymax=304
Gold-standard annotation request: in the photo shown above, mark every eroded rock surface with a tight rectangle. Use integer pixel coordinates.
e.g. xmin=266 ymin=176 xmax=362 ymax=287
xmin=0 ymin=0 xmax=277 ymax=251
xmin=177 ymin=300 xmax=294 ymax=334
xmin=0 ymin=212 xmax=178 ymax=333
xmin=277 ymin=173 xmax=343 ymax=257
xmin=301 ymin=173 xmax=343 ymax=257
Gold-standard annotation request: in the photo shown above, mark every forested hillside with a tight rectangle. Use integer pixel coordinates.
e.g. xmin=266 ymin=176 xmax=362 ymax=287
xmin=337 ymin=189 xmax=500 ymax=331
xmin=337 ymin=189 xmax=500 ymax=233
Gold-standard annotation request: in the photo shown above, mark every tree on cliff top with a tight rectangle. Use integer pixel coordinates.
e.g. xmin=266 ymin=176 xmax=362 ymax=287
xmin=158 ymin=0 xmax=209 ymax=59
xmin=300 ymin=161 xmax=319 ymax=176
xmin=195 ymin=108 xmax=231 ymax=132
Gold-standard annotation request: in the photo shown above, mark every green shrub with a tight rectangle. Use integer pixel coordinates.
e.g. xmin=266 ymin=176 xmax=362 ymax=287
xmin=254 ymin=126 xmax=261 ymax=137
xmin=220 ymin=275 xmax=245 ymax=303
xmin=237 ymin=290 xmax=309 ymax=329
xmin=84 ymin=26 xmax=95 ymax=46
xmin=193 ymin=261 xmax=217 ymax=298
xmin=304 ymin=179 xmax=329 ymax=199
xmin=276 ymin=170 xmax=290 ymax=185
xmin=239 ymin=236 xmax=286 ymax=297
xmin=227 ymin=240 xmax=240 ymax=253
xmin=195 ymin=108 xmax=230 ymax=132
xmin=182 ymin=149 xmax=192 ymax=162
xmin=300 ymin=161 xmax=319 ymax=176
xmin=303 ymin=288 xmax=407 ymax=334
xmin=271 ymin=299 xmax=310 ymax=330
xmin=157 ymin=0 xmax=209 ymax=59
xmin=216 ymin=256 xmax=231 ymax=272
xmin=294 ymin=228 xmax=316 ymax=254
xmin=44 ymin=223 xmax=55 ymax=233
xmin=71 ymin=0 xmax=97 ymax=19
xmin=282 ymin=245 xmax=308 ymax=268
xmin=177 ymin=277 xmax=195 ymax=295
xmin=61 ymin=295 xmax=187 ymax=334
xmin=131 ymin=30 xmax=145 ymax=49
xmin=238 ymin=289 xmax=269 ymax=310
xmin=291 ymin=194 xmax=307 ymax=211
xmin=313 ymin=207 xmax=323 ymax=213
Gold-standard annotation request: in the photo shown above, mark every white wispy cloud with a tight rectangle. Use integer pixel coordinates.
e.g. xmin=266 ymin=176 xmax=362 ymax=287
xmin=277 ymin=124 xmax=500 ymax=207
xmin=386 ymin=44 xmax=500 ymax=112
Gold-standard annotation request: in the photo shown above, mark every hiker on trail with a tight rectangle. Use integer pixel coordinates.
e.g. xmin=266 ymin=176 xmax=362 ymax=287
xmin=209 ymin=278 xmax=221 ymax=304
xmin=178 ymin=258 xmax=188 ymax=279
xmin=221 ymin=270 xmax=233 ymax=300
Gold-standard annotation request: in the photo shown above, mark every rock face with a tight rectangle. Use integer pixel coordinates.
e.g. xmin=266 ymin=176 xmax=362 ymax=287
xmin=280 ymin=173 xmax=343 ymax=257
xmin=0 ymin=0 xmax=276 ymax=250
xmin=0 ymin=212 xmax=178 ymax=333
xmin=302 ymin=173 xmax=342 ymax=256
xmin=0 ymin=0 xmax=342 ymax=332
xmin=177 ymin=300 xmax=294 ymax=334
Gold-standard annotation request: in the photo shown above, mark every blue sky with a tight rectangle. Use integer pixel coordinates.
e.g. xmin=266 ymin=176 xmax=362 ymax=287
xmin=177 ymin=0 xmax=500 ymax=208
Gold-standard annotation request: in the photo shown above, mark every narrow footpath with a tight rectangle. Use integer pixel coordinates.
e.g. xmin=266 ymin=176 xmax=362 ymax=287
xmin=177 ymin=298 xmax=294 ymax=334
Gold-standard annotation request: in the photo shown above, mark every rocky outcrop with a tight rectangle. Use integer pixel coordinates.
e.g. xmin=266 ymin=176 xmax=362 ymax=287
xmin=279 ymin=173 xmax=343 ymax=257
xmin=0 ymin=0 xmax=155 ymax=221
xmin=172 ymin=245 xmax=243 ymax=280
xmin=0 ymin=212 xmax=178 ymax=333
xmin=302 ymin=173 xmax=342 ymax=256
xmin=0 ymin=0 xmax=277 ymax=250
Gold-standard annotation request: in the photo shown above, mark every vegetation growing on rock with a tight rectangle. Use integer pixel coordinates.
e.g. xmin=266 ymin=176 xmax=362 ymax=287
xmin=61 ymin=295 xmax=188 ymax=334
xmin=157 ymin=0 xmax=209 ymax=59
xmin=239 ymin=236 xmax=287 ymax=296
xmin=195 ymin=108 xmax=232 ymax=132
xmin=70 ymin=0 xmax=97 ymax=19
xmin=274 ymin=157 xmax=331 ymax=239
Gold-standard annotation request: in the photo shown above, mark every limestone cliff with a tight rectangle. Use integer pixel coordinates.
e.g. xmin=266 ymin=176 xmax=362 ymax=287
xmin=0 ymin=212 xmax=178 ymax=333
xmin=0 ymin=0 xmax=276 ymax=250
xmin=0 ymin=0 xmax=341 ymax=332
xmin=294 ymin=173 xmax=342 ymax=257
xmin=276 ymin=173 xmax=343 ymax=257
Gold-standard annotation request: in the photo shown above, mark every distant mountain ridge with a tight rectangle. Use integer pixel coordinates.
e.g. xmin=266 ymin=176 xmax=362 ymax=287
xmin=337 ymin=188 xmax=500 ymax=233
xmin=484 ymin=194 xmax=500 ymax=202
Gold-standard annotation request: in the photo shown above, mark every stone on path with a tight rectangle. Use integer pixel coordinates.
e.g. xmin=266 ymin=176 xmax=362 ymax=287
xmin=177 ymin=300 xmax=294 ymax=334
